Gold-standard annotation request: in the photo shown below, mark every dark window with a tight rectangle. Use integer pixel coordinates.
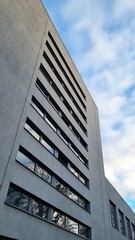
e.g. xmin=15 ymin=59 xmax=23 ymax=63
xmin=109 ymin=200 xmax=118 ymax=229
xmin=24 ymin=120 xmax=40 ymax=141
xmin=55 ymin=179 xmax=67 ymax=195
xmin=126 ymin=217 xmax=132 ymax=240
xmin=6 ymin=186 xmax=29 ymax=211
xmin=30 ymin=198 xmax=48 ymax=219
xmin=132 ymin=223 xmax=135 ymax=240
xmin=16 ymin=150 xmax=35 ymax=171
xmin=118 ymin=209 xmax=125 ymax=235
xmin=31 ymin=96 xmax=44 ymax=117
xmin=79 ymin=224 xmax=89 ymax=238
xmin=69 ymin=189 xmax=79 ymax=203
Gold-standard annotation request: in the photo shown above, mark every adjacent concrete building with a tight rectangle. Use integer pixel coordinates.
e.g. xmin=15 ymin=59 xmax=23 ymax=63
xmin=0 ymin=1 xmax=135 ymax=240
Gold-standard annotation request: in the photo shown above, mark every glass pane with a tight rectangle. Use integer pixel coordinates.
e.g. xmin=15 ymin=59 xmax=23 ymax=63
xmin=68 ymin=165 xmax=79 ymax=178
xmin=67 ymin=218 xmax=78 ymax=234
xmin=42 ymin=204 xmax=49 ymax=219
xmin=6 ymin=187 xmax=29 ymax=211
xmin=79 ymin=224 xmax=88 ymax=237
xmin=79 ymin=197 xmax=86 ymax=209
xmin=45 ymin=116 xmax=57 ymax=131
xmin=24 ymin=123 xmax=40 ymax=141
xmin=41 ymin=138 xmax=54 ymax=154
xmin=16 ymin=151 xmax=35 ymax=171
xmin=79 ymin=155 xmax=85 ymax=164
xmin=35 ymin=165 xmax=52 ymax=183
xmin=69 ymin=190 xmax=78 ymax=203
xmin=126 ymin=218 xmax=132 ymax=239
xmin=55 ymin=180 xmax=67 ymax=195
xmin=31 ymin=101 xmax=44 ymax=117
xmin=58 ymin=131 xmax=68 ymax=145
xmin=52 ymin=210 xmax=66 ymax=228
xmin=70 ymin=145 xmax=78 ymax=156
xmin=110 ymin=202 xmax=117 ymax=228
xmin=30 ymin=199 xmax=42 ymax=217
xmin=79 ymin=175 xmax=86 ymax=184
xmin=119 ymin=210 xmax=125 ymax=234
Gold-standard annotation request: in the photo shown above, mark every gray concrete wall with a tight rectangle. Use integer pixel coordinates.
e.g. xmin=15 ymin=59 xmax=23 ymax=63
xmin=106 ymin=178 xmax=135 ymax=240
xmin=0 ymin=0 xmax=48 ymax=188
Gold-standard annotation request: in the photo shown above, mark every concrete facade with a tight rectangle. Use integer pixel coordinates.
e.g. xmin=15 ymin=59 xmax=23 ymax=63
xmin=0 ymin=1 xmax=134 ymax=240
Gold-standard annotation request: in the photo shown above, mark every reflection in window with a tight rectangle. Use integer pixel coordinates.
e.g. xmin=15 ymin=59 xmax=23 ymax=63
xmin=41 ymin=138 xmax=54 ymax=154
xmin=79 ymin=224 xmax=88 ymax=238
xmin=6 ymin=186 xmax=29 ymax=211
xmin=118 ymin=210 xmax=125 ymax=235
xmin=126 ymin=217 xmax=132 ymax=240
xmin=109 ymin=201 xmax=118 ymax=229
xmin=31 ymin=98 xmax=44 ymax=117
xmin=24 ymin=122 xmax=40 ymax=141
xmin=69 ymin=190 xmax=78 ymax=203
xmin=57 ymin=131 xmax=68 ymax=145
xmin=45 ymin=115 xmax=57 ymax=132
xmin=68 ymin=164 xmax=79 ymax=178
xmin=35 ymin=165 xmax=52 ymax=184
xmin=6 ymin=184 xmax=90 ymax=238
xmin=16 ymin=151 xmax=35 ymax=171
xmin=67 ymin=218 xmax=78 ymax=234
xmin=69 ymin=144 xmax=78 ymax=157
xmin=79 ymin=197 xmax=86 ymax=209
xmin=30 ymin=199 xmax=48 ymax=219
xmin=56 ymin=179 xmax=67 ymax=195
xmin=53 ymin=210 xmax=66 ymax=228
xmin=79 ymin=175 xmax=86 ymax=185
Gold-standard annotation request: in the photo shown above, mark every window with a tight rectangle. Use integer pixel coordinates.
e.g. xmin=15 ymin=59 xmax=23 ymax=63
xmin=31 ymin=96 xmax=44 ymax=117
xmin=52 ymin=210 xmax=66 ymax=228
xmin=24 ymin=121 xmax=40 ymax=141
xmin=67 ymin=218 xmax=78 ymax=234
xmin=6 ymin=186 xmax=29 ymax=211
xmin=118 ymin=209 xmax=125 ymax=235
xmin=79 ymin=197 xmax=86 ymax=209
xmin=6 ymin=184 xmax=90 ymax=239
xmin=55 ymin=179 xmax=67 ymax=195
xmin=132 ymin=223 xmax=135 ymax=240
xmin=16 ymin=147 xmax=52 ymax=184
xmin=109 ymin=200 xmax=118 ymax=229
xmin=68 ymin=164 xmax=79 ymax=178
xmin=69 ymin=190 xmax=79 ymax=203
xmin=126 ymin=217 xmax=132 ymax=240
xmin=16 ymin=150 xmax=35 ymax=171
xmin=45 ymin=114 xmax=57 ymax=132
xmin=35 ymin=165 xmax=52 ymax=184
xmin=41 ymin=137 xmax=54 ymax=154
xmin=79 ymin=224 xmax=88 ymax=238
xmin=24 ymin=118 xmax=55 ymax=155
xmin=30 ymin=198 xmax=49 ymax=219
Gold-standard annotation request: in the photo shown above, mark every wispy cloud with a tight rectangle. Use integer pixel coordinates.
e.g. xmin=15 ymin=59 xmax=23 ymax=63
xmin=43 ymin=0 xmax=135 ymax=209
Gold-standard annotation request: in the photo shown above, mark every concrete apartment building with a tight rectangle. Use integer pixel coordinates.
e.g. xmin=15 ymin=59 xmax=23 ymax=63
xmin=0 ymin=1 xmax=135 ymax=240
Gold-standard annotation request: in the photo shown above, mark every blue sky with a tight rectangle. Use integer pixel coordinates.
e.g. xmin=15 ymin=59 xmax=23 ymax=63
xmin=42 ymin=0 xmax=135 ymax=211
